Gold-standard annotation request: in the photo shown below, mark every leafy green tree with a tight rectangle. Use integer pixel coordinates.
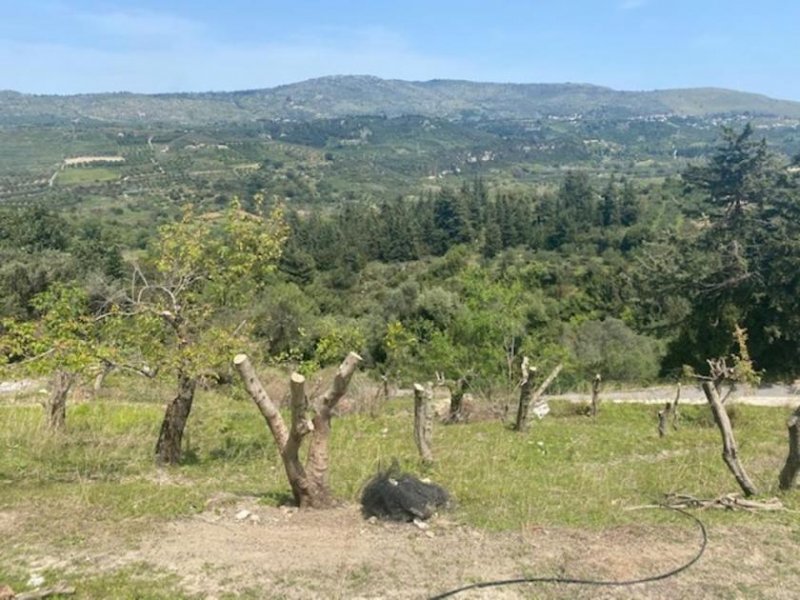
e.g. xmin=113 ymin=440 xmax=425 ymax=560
xmin=432 ymin=188 xmax=474 ymax=254
xmin=0 ymin=251 xmax=78 ymax=319
xmin=1 ymin=206 xmax=70 ymax=253
xmin=600 ymin=179 xmax=621 ymax=227
xmin=312 ymin=317 xmax=366 ymax=367
xmin=383 ymin=320 xmax=418 ymax=382
xmin=683 ymin=124 xmax=771 ymax=224
xmin=566 ymin=318 xmax=662 ymax=382
xmin=251 ymin=281 xmax=318 ymax=359
xmin=1 ymin=284 xmax=103 ymax=429
xmin=619 ymin=179 xmax=641 ymax=226
xmin=123 ymin=198 xmax=287 ymax=464
xmin=640 ymin=125 xmax=800 ymax=376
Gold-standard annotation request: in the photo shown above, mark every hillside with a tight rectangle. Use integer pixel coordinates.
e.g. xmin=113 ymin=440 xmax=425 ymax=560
xmin=3 ymin=76 xmax=800 ymax=125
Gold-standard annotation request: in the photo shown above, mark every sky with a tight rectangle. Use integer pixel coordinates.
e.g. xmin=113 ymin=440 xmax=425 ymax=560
xmin=1 ymin=0 xmax=799 ymax=100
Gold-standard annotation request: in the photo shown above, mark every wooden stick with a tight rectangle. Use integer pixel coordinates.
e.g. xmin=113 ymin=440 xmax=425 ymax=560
xmin=702 ymin=382 xmax=757 ymax=497
xmin=413 ymin=383 xmax=434 ymax=463
xmin=233 ymin=354 xmax=289 ymax=451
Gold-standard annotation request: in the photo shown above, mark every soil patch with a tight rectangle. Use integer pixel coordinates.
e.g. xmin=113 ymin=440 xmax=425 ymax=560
xmin=6 ymin=499 xmax=785 ymax=599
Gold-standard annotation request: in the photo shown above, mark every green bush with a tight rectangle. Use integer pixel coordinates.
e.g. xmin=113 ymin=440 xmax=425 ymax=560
xmin=566 ymin=317 xmax=663 ymax=383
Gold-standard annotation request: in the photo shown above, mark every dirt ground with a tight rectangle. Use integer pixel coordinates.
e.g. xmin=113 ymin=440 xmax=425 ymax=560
xmin=4 ymin=497 xmax=798 ymax=600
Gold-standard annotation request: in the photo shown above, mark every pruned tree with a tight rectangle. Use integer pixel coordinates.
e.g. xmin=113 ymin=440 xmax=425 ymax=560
xmin=412 ymin=382 xmax=434 ymax=463
xmin=513 ymin=356 xmax=536 ymax=431
xmin=779 ymin=405 xmax=800 ymax=490
xmin=657 ymin=384 xmax=682 ymax=438
xmin=590 ymin=372 xmax=602 ymax=417
xmin=234 ymin=352 xmax=361 ymax=508
xmin=445 ymin=373 xmax=471 ymax=424
xmin=672 ymin=382 xmax=681 ymax=429
xmin=514 ymin=362 xmax=563 ymax=431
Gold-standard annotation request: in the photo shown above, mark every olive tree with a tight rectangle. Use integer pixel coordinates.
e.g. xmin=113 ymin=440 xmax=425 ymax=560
xmin=123 ymin=198 xmax=287 ymax=465
xmin=1 ymin=284 xmax=102 ymax=429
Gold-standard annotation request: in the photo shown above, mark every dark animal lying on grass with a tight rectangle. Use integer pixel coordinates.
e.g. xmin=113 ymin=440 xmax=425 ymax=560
xmin=360 ymin=463 xmax=450 ymax=521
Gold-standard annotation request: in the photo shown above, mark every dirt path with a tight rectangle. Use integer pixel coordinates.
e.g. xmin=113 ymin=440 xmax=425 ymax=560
xmin=547 ymin=383 xmax=799 ymax=408
xmin=4 ymin=499 xmax=797 ymax=599
xmin=3 ymin=378 xmax=798 ymax=408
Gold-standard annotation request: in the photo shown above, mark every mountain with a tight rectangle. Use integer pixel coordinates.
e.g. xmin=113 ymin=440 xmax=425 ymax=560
xmin=2 ymin=76 xmax=800 ymax=125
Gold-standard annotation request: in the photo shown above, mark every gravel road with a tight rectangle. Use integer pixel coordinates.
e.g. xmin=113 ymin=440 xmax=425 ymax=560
xmin=547 ymin=384 xmax=800 ymax=407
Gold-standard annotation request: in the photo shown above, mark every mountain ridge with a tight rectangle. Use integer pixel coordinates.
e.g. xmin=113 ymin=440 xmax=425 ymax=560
xmin=2 ymin=75 xmax=800 ymax=124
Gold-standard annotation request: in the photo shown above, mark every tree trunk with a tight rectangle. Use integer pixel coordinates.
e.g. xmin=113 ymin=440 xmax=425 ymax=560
xmin=155 ymin=372 xmax=196 ymax=465
xmin=92 ymin=361 xmax=114 ymax=395
xmin=779 ymin=404 xmax=800 ymax=490
xmin=702 ymin=382 xmax=757 ymax=497
xmin=446 ymin=375 xmax=470 ymax=423
xmin=305 ymin=352 xmax=362 ymax=508
xmin=657 ymin=401 xmax=671 ymax=438
xmin=672 ymin=382 xmax=681 ymax=430
xmin=381 ymin=374 xmax=390 ymax=401
xmin=234 ymin=352 xmax=361 ymax=508
xmin=284 ymin=373 xmax=314 ymax=506
xmin=413 ymin=383 xmax=434 ymax=463
xmin=590 ymin=373 xmax=602 ymax=417
xmin=46 ymin=371 xmax=75 ymax=430
xmin=659 ymin=383 xmax=681 ymax=437
xmin=517 ymin=363 xmax=563 ymax=431
xmin=513 ymin=357 xmax=535 ymax=431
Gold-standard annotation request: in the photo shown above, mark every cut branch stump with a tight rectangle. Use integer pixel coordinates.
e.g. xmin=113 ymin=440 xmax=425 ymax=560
xmin=590 ymin=373 xmax=602 ymax=418
xmin=672 ymin=382 xmax=681 ymax=430
xmin=46 ymin=370 xmax=75 ymax=431
xmin=657 ymin=401 xmax=671 ymax=438
xmin=515 ymin=363 xmax=563 ymax=431
xmin=513 ymin=357 xmax=535 ymax=431
xmin=413 ymin=383 xmax=434 ymax=463
xmin=657 ymin=384 xmax=682 ymax=438
xmin=779 ymin=404 xmax=800 ymax=490
xmin=446 ymin=374 xmax=470 ymax=424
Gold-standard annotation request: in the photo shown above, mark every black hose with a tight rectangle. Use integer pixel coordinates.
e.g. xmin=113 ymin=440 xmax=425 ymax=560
xmin=428 ymin=505 xmax=707 ymax=599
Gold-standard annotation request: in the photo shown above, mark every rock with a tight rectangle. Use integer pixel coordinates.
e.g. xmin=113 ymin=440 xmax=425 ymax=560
xmin=234 ymin=509 xmax=251 ymax=521
xmin=412 ymin=518 xmax=429 ymax=530
xmin=532 ymin=402 xmax=550 ymax=419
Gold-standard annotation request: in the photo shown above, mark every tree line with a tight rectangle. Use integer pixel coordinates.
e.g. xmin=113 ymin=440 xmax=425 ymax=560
xmin=2 ymin=125 xmax=800 ymax=462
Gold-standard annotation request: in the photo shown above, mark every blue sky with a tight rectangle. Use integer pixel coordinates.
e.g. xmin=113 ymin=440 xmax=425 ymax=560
xmin=1 ymin=1 xmax=798 ymax=100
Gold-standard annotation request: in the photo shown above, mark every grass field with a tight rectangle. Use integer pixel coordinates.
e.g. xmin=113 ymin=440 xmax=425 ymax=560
xmin=1 ymin=374 xmax=799 ymax=598
xmin=57 ymin=167 xmax=121 ymax=185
